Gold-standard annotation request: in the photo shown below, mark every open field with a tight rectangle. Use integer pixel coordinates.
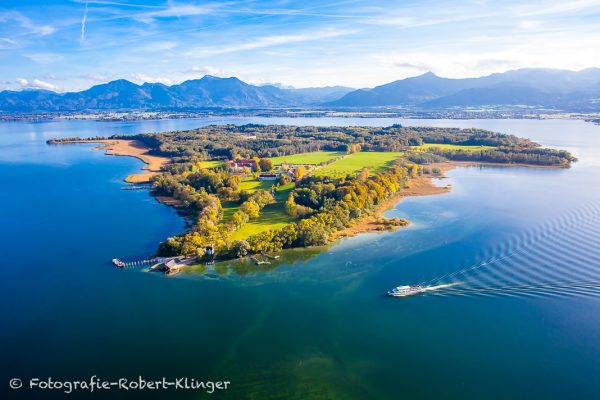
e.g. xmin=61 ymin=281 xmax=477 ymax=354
xmin=238 ymin=179 xmax=276 ymax=193
xmin=225 ymin=182 xmax=295 ymax=240
xmin=414 ymin=143 xmax=495 ymax=151
xmin=312 ymin=151 xmax=404 ymax=178
xmin=231 ymin=202 xmax=294 ymax=240
xmin=198 ymin=160 xmax=223 ymax=168
xmin=270 ymin=151 xmax=345 ymax=165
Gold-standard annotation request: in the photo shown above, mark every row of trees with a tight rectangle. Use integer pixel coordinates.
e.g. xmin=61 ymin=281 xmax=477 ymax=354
xmin=428 ymin=147 xmax=577 ymax=166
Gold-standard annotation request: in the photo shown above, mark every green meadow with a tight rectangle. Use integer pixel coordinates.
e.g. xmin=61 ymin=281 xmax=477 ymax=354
xmin=270 ymin=151 xmax=345 ymax=165
xmin=312 ymin=151 xmax=404 ymax=178
xmin=238 ymin=179 xmax=276 ymax=193
xmin=224 ymin=182 xmax=296 ymax=240
xmin=197 ymin=160 xmax=224 ymax=168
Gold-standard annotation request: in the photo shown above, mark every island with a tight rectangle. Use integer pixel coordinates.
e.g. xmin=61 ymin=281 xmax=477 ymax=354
xmin=48 ymin=124 xmax=576 ymax=271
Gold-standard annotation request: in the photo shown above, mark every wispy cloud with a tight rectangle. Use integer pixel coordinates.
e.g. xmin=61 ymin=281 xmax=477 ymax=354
xmin=0 ymin=37 xmax=18 ymax=49
xmin=133 ymin=2 xmax=225 ymax=23
xmin=16 ymin=78 xmax=61 ymax=91
xmin=24 ymin=53 xmax=64 ymax=64
xmin=130 ymin=72 xmax=172 ymax=85
xmin=187 ymin=28 xmax=356 ymax=56
xmin=143 ymin=41 xmax=178 ymax=51
xmin=183 ymin=65 xmax=224 ymax=76
xmin=80 ymin=1 xmax=89 ymax=42
xmin=511 ymin=0 xmax=600 ymax=17
xmin=0 ymin=11 xmax=56 ymax=36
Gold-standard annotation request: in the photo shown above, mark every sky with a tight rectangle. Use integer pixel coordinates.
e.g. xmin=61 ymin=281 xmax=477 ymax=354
xmin=1 ymin=0 xmax=600 ymax=92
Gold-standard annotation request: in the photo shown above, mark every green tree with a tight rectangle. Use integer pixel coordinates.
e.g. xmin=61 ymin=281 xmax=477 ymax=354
xmin=231 ymin=240 xmax=251 ymax=258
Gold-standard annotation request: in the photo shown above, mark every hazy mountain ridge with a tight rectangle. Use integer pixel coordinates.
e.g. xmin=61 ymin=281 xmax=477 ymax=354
xmin=2 ymin=68 xmax=600 ymax=112
xmin=0 ymin=76 xmax=307 ymax=111
xmin=328 ymin=68 xmax=600 ymax=110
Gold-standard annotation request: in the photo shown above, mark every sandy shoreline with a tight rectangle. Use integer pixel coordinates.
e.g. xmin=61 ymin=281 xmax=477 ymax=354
xmin=80 ymin=139 xmax=170 ymax=183
xmin=335 ymin=163 xmax=454 ymax=238
xmin=333 ymin=159 xmax=564 ymax=239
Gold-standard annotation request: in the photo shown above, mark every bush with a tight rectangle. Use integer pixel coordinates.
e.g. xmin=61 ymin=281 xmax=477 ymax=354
xmin=231 ymin=240 xmax=251 ymax=258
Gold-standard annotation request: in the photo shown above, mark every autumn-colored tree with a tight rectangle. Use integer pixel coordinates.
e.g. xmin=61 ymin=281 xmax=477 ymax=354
xmin=259 ymin=158 xmax=274 ymax=172
xmin=241 ymin=199 xmax=260 ymax=219
xmin=357 ymin=167 xmax=370 ymax=181
xmin=294 ymin=165 xmax=306 ymax=181
xmin=230 ymin=210 xmax=249 ymax=229
xmin=346 ymin=143 xmax=361 ymax=154
xmin=252 ymin=156 xmax=262 ymax=173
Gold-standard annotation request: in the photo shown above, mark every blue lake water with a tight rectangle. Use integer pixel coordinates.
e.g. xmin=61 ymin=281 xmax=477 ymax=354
xmin=1 ymin=117 xmax=599 ymax=399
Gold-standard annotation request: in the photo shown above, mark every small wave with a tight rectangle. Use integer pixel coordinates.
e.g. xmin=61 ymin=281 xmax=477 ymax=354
xmin=420 ymin=200 xmax=600 ymax=299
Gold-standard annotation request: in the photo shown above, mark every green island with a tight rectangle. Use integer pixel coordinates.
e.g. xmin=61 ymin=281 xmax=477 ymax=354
xmin=49 ymin=124 xmax=576 ymax=270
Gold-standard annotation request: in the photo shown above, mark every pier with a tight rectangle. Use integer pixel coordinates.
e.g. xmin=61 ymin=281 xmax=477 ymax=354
xmin=251 ymin=256 xmax=271 ymax=265
xmin=112 ymin=257 xmax=166 ymax=268
xmin=261 ymin=252 xmax=280 ymax=260
xmin=121 ymin=185 xmax=151 ymax=190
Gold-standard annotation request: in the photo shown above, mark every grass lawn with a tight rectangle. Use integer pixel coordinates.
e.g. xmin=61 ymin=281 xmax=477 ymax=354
xmin=270 ymin=151 xmax=345 ymax=165
xmin=238 ymin=179 xmax=276 ymax=193
xmin=199 ymin=160 xmax=224 ymax=168
xmin=312 ymin=151 xmax=404 ymax=178
xmin=414 ymin=143 xmax=495 ymax=151
xmin=231 ymin=201 xmax=294 ymax=240
xmin=224 ymin=181 xmax=296 ymax=240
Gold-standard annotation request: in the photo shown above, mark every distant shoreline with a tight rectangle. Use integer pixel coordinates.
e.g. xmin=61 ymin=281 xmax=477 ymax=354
xmin=63 ymin=139 xmax=171 ymax=183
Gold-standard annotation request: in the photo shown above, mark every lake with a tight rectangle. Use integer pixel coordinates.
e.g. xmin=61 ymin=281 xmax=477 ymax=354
xmin=1 ymin=117 xmax=599 ymax=399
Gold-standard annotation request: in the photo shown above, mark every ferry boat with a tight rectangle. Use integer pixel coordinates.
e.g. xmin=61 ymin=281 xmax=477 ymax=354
xmin=112 ymin=258 xmax=126 ymax=268
xmin=387 ymin=285 xmax=426 ymax=297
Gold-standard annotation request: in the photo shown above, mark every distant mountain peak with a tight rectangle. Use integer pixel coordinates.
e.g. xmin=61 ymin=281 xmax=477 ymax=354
xmin=326 ymin=67 xmax=600 ymax=109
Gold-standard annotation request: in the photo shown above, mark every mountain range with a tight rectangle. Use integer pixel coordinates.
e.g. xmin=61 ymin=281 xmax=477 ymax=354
xmin=2 ymin=68 xmax=600 ymax=112
xmin=328 ymin=68 xmax=600 ymax=110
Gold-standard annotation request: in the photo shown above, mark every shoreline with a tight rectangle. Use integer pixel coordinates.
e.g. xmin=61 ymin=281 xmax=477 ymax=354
xmin=333 ymin=159 xmax=563 ymax=239
xmin=334 ymin=163 xmax=454 ymax=239
xmin=75 ymin=141 xmax=563 ymax=255
xmin=76 ymin=139 xmax=171 ymax=183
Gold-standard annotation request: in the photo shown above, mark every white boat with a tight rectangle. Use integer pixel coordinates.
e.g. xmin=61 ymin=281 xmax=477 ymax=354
xmin=387 ymin=285 xmax=426 ymax=297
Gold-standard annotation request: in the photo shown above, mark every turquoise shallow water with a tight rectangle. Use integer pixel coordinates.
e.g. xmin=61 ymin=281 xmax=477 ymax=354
xmin=1 ymin=118 xmax=599 ymax=399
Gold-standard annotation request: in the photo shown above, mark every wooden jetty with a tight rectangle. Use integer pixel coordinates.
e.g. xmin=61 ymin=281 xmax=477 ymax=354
xmin=251 ymin=256 xmax=271 ymax=266
xmin=261 ymin=252 xmax=280 ymax=260
xmin=121 ymin=185 xmax=150 ymax=191
xmin=112 ymin=257 xmax=166 ymax=268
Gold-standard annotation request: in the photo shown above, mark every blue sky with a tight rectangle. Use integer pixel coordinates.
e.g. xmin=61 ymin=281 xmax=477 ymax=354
xmin=1 ymin=0 xmax=600 ymax=92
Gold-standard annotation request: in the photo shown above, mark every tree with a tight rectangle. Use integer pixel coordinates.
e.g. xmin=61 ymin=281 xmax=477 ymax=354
xmin=346 ymin=143 xmax=361 ymax=154
xmin=250 ymin=189 xmax=274 ymax=208
xmin=294 ymin=165 xmax=306 ymax=181
xmin=252 ymin=156 xmax=262 ymax=173
xmin=259 ymin=158 xmax=273 ymax=172
xmin=231 ymin=240 xmax=251 ymax=258
xmin=278 ymin=174 xmax=289 ymax=185
xmin=231 ymin=210 xmax=249 ymax=229
xmin=241 ymin=199 xmax=260 ymax=219
xmin=357 ymin=167 xmax=370 ymax=181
